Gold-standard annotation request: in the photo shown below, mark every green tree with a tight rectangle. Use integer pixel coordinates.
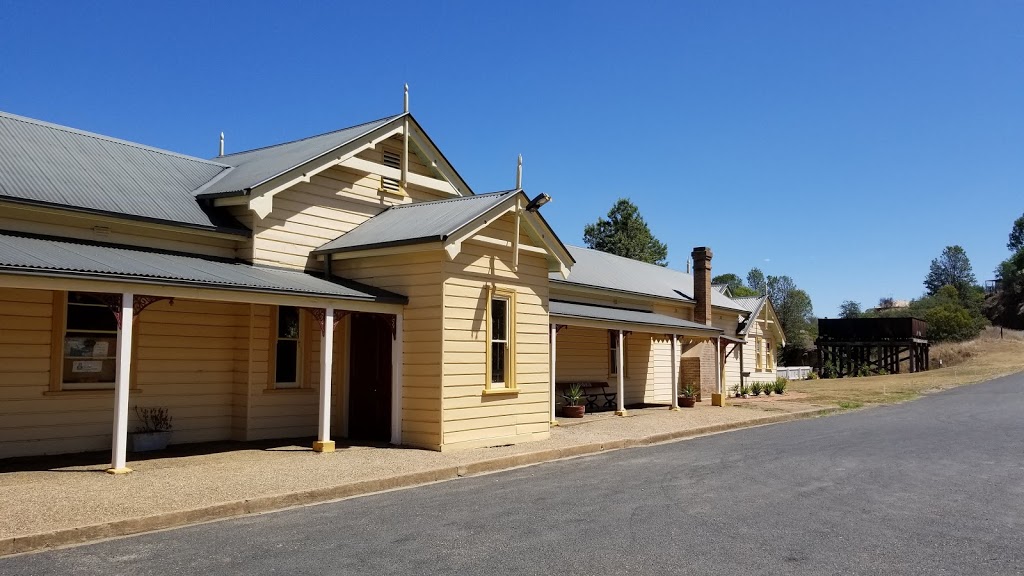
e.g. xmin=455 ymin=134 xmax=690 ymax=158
xmin=762 ymin=274 xmax=817 ymax=350
xmin=712 ymin=273 xmax=758 ymax=297
xmin=839 ymin=300 xmax=862 ymax=319
xmin=1008 ymin=214 xmax=1024 ymax=252
xmin=986 ymin=248 xmax=1024 ymax=329
xmin=583 ymin=198 xmax=668 ymax=266
xmin=913 ymin=285 xmax=987 ymax=342
xmin=746 ymin=268 xmax=766 ymax=295
xmin=924 ymin=245 xmax=977 ymax=297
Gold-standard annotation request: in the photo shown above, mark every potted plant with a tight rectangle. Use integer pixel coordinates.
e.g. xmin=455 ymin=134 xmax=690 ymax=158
xmin=773 ymin=377 xmax=788 ymax=395
xmin=750 ymin=381 xmax=763 ymax=396
xmin=130 ymin=406 xmax=173 ymax=452
xmin=678 ymin=384 xmax=697 ymax=408
xmin=561 ymin=383 xmax=586 ymax=418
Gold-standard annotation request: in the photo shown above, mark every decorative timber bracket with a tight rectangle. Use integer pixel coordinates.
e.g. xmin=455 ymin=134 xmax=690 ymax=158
xmin=89 ymin=293 xmax=174 ymax=329
xmin=302 ymin=307 xmax=350 ymax=336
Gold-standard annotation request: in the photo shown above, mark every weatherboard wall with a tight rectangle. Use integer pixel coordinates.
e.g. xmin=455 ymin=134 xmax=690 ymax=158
xmin=440 ymin=214 xmax=552 ymax=450
xmin=331 ymin=251 xmax=444 ymax=450
xmin=234 ymin=137 xmax=453 ymax=271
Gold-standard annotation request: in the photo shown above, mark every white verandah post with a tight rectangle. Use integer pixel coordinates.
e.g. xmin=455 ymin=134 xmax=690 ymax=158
xmin=313 ymin=306 xmax=335 ymax=453
xmin=107 ymin=292 xmax=134 ymax=474
xmin=550 ymin=323 xmax=557 ymax=424
xmin=615 ymin=330 xmax=626 ymax=416
xmin=670 ymin=334 xmax=679 ymax=410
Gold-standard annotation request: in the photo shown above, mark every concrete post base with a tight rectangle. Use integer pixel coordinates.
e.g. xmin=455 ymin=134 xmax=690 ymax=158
xmin=615 ymin=410 xmax=628 ymax=417
xmin=105 ymin=467 xmax=133 ymax=475
xmin=312 ymin=440 xmax=336 ymax=453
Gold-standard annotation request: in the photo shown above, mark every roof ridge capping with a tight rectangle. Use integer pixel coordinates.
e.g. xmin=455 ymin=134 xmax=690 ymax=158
xmin=0 ymin=110 xmax=230 ymax=169
xmin=215 ymin=113 xmax=406 ymax=159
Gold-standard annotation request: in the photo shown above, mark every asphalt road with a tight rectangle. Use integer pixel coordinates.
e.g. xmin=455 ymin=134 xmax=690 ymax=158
xmin=5 ymin=372 xmax=1024 ymax=575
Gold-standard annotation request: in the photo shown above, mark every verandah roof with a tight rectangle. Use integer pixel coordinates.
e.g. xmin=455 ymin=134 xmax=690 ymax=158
xmin=550 ymin=300 xmax=722 ymax=336
xmin=0 ymin=232 xmax=406 ymax=304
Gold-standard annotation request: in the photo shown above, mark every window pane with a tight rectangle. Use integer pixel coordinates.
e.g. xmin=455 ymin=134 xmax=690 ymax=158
xmin=491 ymin=342 xmax=505 ymax=384
xmin=66 ymin=302 xmax=117 ymax=332
xmin=276 ymin=340 xmax=298 ymax=383
xmin=491 ymin=299 xmax=506 ymax=341
xmin=278 ymin=306 xmax=300 ymax=339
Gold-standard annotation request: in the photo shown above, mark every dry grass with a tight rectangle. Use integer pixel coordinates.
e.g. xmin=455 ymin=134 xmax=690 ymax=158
xmin=788 ymin=327 xmax=1024 ymax=407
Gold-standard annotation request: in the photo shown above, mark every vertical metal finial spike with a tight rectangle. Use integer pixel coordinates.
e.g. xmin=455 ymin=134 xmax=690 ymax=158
xmin=404 ymin=84 xmax=409 ymax=113
xmin=219 ymin=132 xmax=224 ymax=157
xmin=516 ymin=154 xmax=523 ymax=189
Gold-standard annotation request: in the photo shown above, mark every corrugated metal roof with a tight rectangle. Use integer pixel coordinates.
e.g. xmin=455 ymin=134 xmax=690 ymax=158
xmin=551 ymin=246 xmax=747 ymax=311
xmin=198 ymin=114 xmax=403 ymax=198
xmin=550 ymin=300 xmax=721 ymax=333
xmin=0 ymin=232 xmax=406 ymax=303
xmin=0 ymin=111 xmax=241 ymax=232
xmin=733 ymin=296 xmax=768 ymax=335
xmin=314 ymin=190 xmax=517 ymax=253
xmin=730 ymin=296 xmax=765 ymax=313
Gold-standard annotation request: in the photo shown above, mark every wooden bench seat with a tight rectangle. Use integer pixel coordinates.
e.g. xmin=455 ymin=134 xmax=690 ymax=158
xmin=557 ymin=381 xmax=617 ymax=411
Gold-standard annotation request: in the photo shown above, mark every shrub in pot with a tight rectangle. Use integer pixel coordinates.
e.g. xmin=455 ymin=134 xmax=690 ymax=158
xmin=561 ymin=384 xmax=586 ymax=418
xmin=131 ymin=406 xmax=173 ymax=452
xmin=679 ymin=384 xmax=698 ymax=408
xmin=773 ymin=377 xmax=788 ymax=395
xmin=750 ymin=381 xmax=763 ymax=396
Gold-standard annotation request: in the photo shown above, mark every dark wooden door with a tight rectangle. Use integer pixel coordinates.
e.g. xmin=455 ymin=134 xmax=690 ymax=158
xmin=348 ymin=313 xmax=393 ymax=441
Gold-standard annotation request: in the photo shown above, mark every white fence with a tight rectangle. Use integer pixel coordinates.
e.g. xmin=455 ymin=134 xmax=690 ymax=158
xmin=777 ymin=366 xmax=812 ymax=380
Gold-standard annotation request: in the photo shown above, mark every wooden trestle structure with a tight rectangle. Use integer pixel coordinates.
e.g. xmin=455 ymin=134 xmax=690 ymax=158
xmin=815 ymin=318 xmax=929 ymax=378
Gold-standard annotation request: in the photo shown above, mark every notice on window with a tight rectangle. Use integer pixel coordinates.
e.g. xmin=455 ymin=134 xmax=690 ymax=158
xmin=72 ymin=360 xmax=103 ymax=373
xmin=92 ymin=341 xmax=109 ymax=357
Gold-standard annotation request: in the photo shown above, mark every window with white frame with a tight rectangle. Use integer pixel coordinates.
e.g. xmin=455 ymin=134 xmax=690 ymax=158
xmin=62 ymin=292 xmax=118 ymax=390
xmin=274 ymin=306 xmax=301 ymax=388
xmin=755 ymin=336 xmax=764 ymax=371
xmin=487 ymin=290 xmax=516 ymax=389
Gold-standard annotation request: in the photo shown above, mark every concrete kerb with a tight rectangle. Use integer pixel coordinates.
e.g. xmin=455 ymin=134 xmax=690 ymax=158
xmin=2 ymin=405 xmax=836 ymax=557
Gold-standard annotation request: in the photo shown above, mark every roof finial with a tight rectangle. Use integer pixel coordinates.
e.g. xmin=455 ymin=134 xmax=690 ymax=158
xmin=219 ymin=132 xmax=224 ymax=157
xmin=404 ymin=83 xmax=409 ymax=113
xmin=515 ymin=154 xmax=523 ymax=189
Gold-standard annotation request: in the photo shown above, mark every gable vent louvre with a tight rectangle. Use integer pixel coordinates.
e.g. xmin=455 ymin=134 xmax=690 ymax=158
xmin=381 ymin=175 xmax=402 ymax=193
xmin=382 ymin=150 xmax=401 ymax=169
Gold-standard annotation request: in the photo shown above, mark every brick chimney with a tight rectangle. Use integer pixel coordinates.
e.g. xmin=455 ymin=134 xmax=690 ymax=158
xmin=691 ymin=246 xmax=713 ymax=325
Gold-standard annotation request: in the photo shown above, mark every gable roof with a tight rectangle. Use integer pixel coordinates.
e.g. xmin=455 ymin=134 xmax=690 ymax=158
xmin=313 ymin=190 xmax=517 ymax=254
xmin=196 ymin=114 xmax=404 ymax=198
xmin=0 ymin=231 xmax=406 ymax=303
xmin=0 ymin=111 xmax=244 ymax=234
xmin=552 ymin=246 xmax=746 ymax=311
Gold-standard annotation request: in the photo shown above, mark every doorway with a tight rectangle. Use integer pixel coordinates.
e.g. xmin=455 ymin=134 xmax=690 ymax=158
xmin=348 ymin=313 xmax=393 ymax=441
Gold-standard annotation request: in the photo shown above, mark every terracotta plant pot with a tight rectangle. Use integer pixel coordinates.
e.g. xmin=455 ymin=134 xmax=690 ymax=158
xmin=679 ymin=397 xmax=696 ymax=408
xmin=562 ymin=405 xmax=585 ymax=418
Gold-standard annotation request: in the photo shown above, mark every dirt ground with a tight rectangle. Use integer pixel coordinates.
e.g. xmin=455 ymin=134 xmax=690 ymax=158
xmin=785 ymin=327 xmax=1024 ymax=407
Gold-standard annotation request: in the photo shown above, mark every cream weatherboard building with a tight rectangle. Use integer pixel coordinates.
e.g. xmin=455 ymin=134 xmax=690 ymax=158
xmin=0 ymin=105 xmax=783 ymax=470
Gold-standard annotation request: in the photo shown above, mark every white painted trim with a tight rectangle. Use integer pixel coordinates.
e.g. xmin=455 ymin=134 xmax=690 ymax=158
xmin=339 ymin=156 xmax=458 ymax=196
xmin=464 ymin=235 xmax=547 ymax=255
xmin=317 ymin=307 xmax=334 ymax=443
xmin=616 ymin=330 xmax=625 ymax=414
xmin=110 ymin=292 xmax=133 ymax=472
xmin=391 ymin=312 xmax=403 ymax=445
xmin=671 ymin=334 xmax=679 ymax=409
xmin=550 ymin=323 xmax=557 ymax=424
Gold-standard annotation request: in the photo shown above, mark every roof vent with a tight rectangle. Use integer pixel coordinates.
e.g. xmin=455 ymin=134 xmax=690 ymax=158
xmin=380 ymin=175 xmax=401 ymax=193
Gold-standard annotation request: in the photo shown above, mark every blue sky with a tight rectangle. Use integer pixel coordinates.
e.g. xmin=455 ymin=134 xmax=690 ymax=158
xmin=1 ymin=1 xmax=1022 ymax=317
